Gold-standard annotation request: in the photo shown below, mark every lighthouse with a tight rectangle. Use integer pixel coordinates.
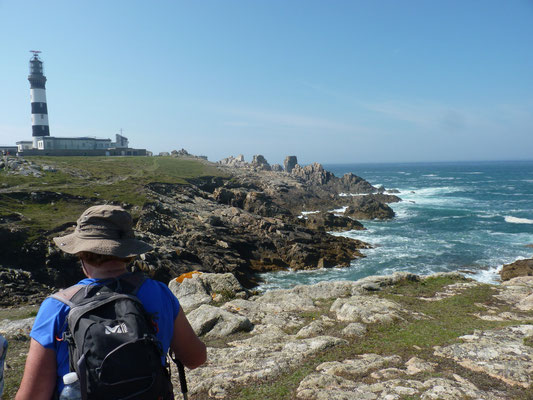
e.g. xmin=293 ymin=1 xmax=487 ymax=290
xmin=28 ymin=50 xmax=50 ymax=148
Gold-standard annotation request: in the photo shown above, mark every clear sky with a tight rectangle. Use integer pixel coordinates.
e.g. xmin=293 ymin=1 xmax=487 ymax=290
xmin=1 ymin=1 xmax=532 ymax=164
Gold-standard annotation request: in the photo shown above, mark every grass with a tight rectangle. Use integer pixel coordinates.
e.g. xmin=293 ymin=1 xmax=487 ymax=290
xmin=3 ymin=337 xmax=30 ymax=400
xmin=0 ymin=156 xmax=226 ymax=238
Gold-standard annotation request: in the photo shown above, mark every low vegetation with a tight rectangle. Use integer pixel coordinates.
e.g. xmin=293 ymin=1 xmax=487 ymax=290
xmin=4 ymin=275 xmax=533 ymax=399
xmin=0 ymin=156 xmax=225 ymax=238
xmin=232 ymin=277 xmax=533 ymax=400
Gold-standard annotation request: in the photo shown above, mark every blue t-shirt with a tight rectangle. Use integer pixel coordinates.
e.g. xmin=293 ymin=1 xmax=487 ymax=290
xmin=30 ymin=275 xmax=180 ymax=394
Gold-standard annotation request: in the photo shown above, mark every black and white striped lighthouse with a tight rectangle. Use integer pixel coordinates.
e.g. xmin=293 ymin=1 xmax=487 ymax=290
xmin=28 ymin=50 xmax=50 ymax=148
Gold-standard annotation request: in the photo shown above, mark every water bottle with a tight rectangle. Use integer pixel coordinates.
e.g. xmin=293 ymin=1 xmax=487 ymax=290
xmin=59 ymin=372 xmax=82 ymax=400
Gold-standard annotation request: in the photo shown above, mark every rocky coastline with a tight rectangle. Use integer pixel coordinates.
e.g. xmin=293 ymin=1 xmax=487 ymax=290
xmin=4 ymin=271 xmax=533 ymax=399
xmin=0 ymin=155 xmax=400 ymax=306
xmin=3 ymin=154 xmax=533 ymax=398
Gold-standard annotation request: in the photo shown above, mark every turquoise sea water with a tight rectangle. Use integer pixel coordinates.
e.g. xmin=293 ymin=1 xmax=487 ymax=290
xmin=259 ymin=160 xmax=533 ymax=291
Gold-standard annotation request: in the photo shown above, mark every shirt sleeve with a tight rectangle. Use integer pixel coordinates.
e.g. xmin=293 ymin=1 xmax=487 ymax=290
xmin=30 ymin=297 xmax=70 ymax=350
xmin=159 ymin=281 xmax=181 ymax=320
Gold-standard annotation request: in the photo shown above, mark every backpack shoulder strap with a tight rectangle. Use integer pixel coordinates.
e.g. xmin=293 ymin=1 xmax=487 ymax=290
xmin=49 ymin=272 xmax=148 ymax=306
xmin=49 ymin=285 xmax=85 ymax=308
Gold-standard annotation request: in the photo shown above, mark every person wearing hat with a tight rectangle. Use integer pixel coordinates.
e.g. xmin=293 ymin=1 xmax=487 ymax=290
xmin=16 ymin=205 xmax=206 ymax=400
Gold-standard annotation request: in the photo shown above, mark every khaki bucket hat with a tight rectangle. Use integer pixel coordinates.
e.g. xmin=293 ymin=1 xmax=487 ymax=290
xmin=53 ymin=205 xmax=152 ymax=258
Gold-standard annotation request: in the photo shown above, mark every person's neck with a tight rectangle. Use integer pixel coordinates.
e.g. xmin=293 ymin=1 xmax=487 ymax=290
xmin=82 ymin=260 xmax=128 ymax=279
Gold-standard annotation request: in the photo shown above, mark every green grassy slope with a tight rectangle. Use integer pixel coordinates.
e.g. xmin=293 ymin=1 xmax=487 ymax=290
xmin=0 ymin=156 xmax=224 ymax=237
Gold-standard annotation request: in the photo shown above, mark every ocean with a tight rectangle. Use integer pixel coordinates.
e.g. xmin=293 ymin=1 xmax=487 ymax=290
xmin=259 ymin=160 xmax=533 ymax=291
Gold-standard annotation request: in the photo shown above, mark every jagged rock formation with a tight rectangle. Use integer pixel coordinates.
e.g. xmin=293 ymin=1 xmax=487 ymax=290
xmin=344 ymin=195 xmax=396 ymax=220
xmin=133 ymin=183 xmax=370 ymax=287
xmin=251 ymin=155 xmax=271 ymax=171
xmin=0 ymin=155 xmax=400 ymax=298
xmin=284 ymin=155 xmax=298 ymax=173
xmin=291 ymin=162 xmax=335 ymax=185
xmin=218 ymin=155 xmax=248 ymax=168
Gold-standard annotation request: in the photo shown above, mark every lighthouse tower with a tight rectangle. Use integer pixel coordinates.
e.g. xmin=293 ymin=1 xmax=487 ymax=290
xmin=28 ymin=50 xmax=50 ymax=148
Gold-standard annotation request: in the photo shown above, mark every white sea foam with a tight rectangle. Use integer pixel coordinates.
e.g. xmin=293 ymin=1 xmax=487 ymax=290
xmin=301 ymin=210 xmax=320 ymax=215
xmin=339 ymin=193 xmax=367 ymax=197
xmin=401 ymin=186 xmax=463 ymax=196
xmin=330 ymin=206 xmax=348 ymax=213
xmin=398 ymin=186 xmax=471 ymax=207
xmin=505 ymin=216 xmax=533 ymax=224
xmin=471 ymin=266 xmax=501 ymax=284
xmin=423 ymin=174 xmax=438 ymax=177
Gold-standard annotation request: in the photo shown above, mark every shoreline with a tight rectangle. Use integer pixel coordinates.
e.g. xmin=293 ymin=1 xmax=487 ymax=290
xmin=1 ymin=156 xmax=531 ymax=308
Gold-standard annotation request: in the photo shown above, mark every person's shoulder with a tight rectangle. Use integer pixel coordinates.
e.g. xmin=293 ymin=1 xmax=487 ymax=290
xmin=140 ymin=276 xmax=171 ymax=293
xmin=39 ymin=295 xmax=72 ymax=313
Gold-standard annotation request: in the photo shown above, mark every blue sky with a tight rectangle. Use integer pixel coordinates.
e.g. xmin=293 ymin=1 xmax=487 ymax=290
xmin=1 ymin=1 xmax=532 ymax=164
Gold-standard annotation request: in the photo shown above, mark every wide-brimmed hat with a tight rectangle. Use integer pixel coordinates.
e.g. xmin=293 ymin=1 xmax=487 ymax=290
xmin=53 ymin=205 xmax=152 ymax=258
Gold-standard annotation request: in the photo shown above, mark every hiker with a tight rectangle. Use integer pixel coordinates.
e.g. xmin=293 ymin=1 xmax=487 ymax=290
xmin=0 ymin=334 xmax=7 ymax=400
xmin=16 ymin=205 xmax=206 ymax=400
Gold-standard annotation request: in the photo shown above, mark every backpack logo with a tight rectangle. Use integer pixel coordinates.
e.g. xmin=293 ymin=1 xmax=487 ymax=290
xmin=104 ymin=323 xmax=128 ymax=334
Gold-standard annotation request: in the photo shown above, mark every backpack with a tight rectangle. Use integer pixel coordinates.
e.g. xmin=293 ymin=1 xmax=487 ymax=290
xmin=51 ymin=272 xmax=174 ymax=400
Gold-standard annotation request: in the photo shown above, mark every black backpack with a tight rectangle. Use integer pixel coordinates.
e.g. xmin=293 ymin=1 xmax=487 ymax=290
xmin=51 ymin=272 xmax=174 ymax=400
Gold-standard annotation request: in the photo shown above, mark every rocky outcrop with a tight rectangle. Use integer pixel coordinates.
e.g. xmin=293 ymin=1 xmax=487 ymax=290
xmin=251 ymin=155 xmax=271 ymax=171
xmin=344 ymin=196 xmax=395 ymax=219
xmin=499 ymin=258 xmax=533 ymax=281
xmin=434 ymin=326 xmax=533 ymax=388
xmin=332 ymin=172 xmax=376 ymax=194
xmin=164 ymin=271 xmax=532 ymax=398
xmin=0 ymin=267 xmax=54 ymax=307
xmin=284 ymin=155 xmax=298 ymax=173
xmin=133 ymin=183 xmax=370 ymax=287
xmin=6 ymin=271 xmax=533 ymax=398
xmin=299 ymin=212 xmax=364 ymax=232
xmin=291 ymin=163 xmax=335 ymax=185
xmin=0 ymin=156 xmax=399 ymax=298
xmin=218 ymin=155 xmax=248 ymax=168
xmin=168 ymin=272 xmax=249 ymax=312
xmin=0 ymin=156 xmax=56 ymax=177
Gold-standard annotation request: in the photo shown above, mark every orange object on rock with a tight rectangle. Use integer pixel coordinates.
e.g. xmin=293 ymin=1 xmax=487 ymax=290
xmin=175 ymin=271 xmax=202 ymax=283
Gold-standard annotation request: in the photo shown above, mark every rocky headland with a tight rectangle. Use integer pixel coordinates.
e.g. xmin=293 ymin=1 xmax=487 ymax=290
xmin=0 ymin=154 xmax=399 ymax=305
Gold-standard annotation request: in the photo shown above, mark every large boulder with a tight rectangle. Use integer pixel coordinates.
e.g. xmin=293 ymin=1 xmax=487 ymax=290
xmin=330 ymin=295 xmax=405 ymax=324
xmin=168 ymin=272 xmax=249 ymax=312
xmin=500 ymin=258 xmax=533 ymax=281
xmin=344 ymin=196 xmax=395 ymax=219
xmin=187 ymin=304 xmax=253 ymax=338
